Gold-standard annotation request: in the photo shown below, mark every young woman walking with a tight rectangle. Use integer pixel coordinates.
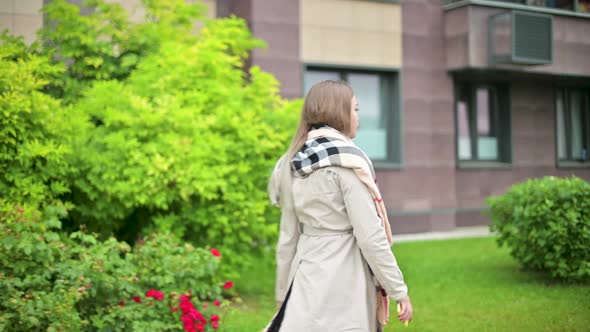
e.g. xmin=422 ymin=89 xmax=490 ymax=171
xmin=266 ymin=80 xmax=413 ymax=332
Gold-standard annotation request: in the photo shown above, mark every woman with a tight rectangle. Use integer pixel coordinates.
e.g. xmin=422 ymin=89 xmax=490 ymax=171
xmin=267 ymin=80 xmax=413 ymax=332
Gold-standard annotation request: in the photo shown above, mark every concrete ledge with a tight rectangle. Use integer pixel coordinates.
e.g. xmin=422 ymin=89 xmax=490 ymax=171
xmin=393 ymin=226 xmax=493 ymax=243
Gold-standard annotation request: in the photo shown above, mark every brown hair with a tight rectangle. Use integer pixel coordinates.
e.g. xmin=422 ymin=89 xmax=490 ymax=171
xmin=287 ymin=80 xmax=354 ymax=158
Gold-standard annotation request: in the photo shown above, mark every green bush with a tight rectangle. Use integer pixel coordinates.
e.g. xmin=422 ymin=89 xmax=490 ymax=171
xmin=2 ymin=0 xmax=300 ymax=273
xmin=486 ymin=176 xmax=590 ymax=281
xmin=0 ymin=201 xmax=230 ymax=332
xmin=0 ymin=33 xmax=82 ymax=205
xmin=62 ymin=13 xmax=299 ymax=268
xmin=39 ymin=0 xmax=207 ymax=102
xmin=0 ymin=201 xmax=82 ymax=331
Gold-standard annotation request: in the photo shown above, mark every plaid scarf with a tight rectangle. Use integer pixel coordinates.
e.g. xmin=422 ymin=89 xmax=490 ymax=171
xmin=291 ymin=125 xmax=393 ymax=326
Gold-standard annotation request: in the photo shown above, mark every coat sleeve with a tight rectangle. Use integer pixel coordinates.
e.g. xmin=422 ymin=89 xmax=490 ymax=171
xmin=338 ymin=168 xmax=408 ymax=301
xmin=270 ymin=155 xmax=301 ymax=303
xmin=275 ymin=203 xmax=300 ymax=303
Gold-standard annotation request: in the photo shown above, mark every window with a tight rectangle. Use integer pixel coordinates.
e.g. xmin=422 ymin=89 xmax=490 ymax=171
xmin=455 ymin=82 xmax=511 ymax=164
xmin=304 ymin=67 xmax=401 ymax=164
xmin=556 ymin=88 xmax=590 ymax=163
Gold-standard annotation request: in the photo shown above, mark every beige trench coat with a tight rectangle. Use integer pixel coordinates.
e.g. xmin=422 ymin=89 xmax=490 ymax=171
xmin=270 ymin=160 xmax=408 ymax=332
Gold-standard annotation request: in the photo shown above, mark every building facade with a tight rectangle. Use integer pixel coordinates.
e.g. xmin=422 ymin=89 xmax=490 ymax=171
xmin=3 ymin=0 xmax=590 ymax=233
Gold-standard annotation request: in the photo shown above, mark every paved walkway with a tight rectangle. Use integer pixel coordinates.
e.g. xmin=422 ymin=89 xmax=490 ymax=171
xmin=393 ymin=226 xmax=494 ymax=243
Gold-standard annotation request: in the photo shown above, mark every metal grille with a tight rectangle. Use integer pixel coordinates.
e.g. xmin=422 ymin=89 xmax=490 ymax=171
xmin=513 ymin=12 xmax=552 ymax=63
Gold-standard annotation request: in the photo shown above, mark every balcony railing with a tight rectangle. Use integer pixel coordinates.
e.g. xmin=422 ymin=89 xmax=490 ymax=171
xmin=443 ymin=0 xmax=590 ymax=13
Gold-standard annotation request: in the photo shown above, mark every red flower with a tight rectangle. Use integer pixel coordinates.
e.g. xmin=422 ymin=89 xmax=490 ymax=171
xmin=223 ymin=281 xmax=233 ymax=290
xmin=182 ymin=316 xmax=194 ymax=331
xmin=210 ymin=248 xmax=221 ymax=257
xmin=178 ymin=293 xmax=210 ymax=332
xmin=212 ymin=321 xmax=219 ymax=330
xmin=170 ymin=305 xmax=178 ymax=312
xmin=214 ymin=299 xmax=221 ymax=307
xmin=210 ymin=314 xmax=220 ymax=323
xmin=203 ymin=303 xmax=208 ymax=309
xmin=146 ymin=289 xmax=164 ymax=300
xmin=132 ymin=296 xmax=142 ymax=303
xmin=119 ymin=300 xmax=125 ymax=307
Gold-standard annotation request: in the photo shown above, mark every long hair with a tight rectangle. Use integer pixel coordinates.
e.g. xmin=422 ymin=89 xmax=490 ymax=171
xmin=268 ymin=80 xmax=354 ymax=207
xmin=286 ymin=80 xmax=354 ymax=159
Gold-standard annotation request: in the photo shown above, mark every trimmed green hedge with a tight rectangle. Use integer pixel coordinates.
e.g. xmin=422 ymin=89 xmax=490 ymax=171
xmin=486 ymin=176 xmax=590 ymax=281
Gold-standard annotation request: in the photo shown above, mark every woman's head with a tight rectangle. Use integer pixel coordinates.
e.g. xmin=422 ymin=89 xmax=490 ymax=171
xmin=286 ymin=80 xmax=358 ymax=158
xmin=301 ymin=80 xmax=357 ymax=137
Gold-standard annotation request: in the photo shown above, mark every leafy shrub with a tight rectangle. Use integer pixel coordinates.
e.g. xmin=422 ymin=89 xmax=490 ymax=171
xmin=0 ymin=201 xmax=82 ymax=331
xmin=62 ymin=13 xmax=299 ymax=268
xmin=39 ymin=0 xmax=207 ymax=103
xmin=0 ymin=201 xmax=230 ymax=332
xmin=486 ymin=176 xmax=590 ymax=281
xmin=2 ymin=0 xmax=300 ymax=273
xmin=0 ymin=33 xmax=82 ymax=205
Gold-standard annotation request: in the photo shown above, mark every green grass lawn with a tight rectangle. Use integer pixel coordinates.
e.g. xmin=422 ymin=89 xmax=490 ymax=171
xmin=221 ymin=237 xmax=590 ymax=331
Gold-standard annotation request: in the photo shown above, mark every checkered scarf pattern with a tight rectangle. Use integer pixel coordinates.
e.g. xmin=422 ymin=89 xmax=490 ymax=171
xmin=291 ymin=136 xmax=375 ymax=179
xmin=290 ymin=125 xmax=394 ymax=326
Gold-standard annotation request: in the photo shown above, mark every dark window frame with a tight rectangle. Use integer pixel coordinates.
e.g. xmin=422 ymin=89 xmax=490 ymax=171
xmin=303 ymin=64 xmax=402 ymax=167
xmin=556 ymin=87 xmax=590 ymax=166
xmin=454 ymin=80 xmax=512 ymax=168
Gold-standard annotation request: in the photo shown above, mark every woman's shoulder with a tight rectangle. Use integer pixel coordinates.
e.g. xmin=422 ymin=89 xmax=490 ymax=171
xmin=302 ymin=166 xmax=358 ymax=185
xmin=319 ymin=167 xmax=368 ymax=192
xmin=321 ymin=166 xmax=357 ymax=177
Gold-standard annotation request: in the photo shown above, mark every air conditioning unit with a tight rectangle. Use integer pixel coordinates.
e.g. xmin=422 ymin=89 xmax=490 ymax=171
xmin=488 ymin=10 xmax=553 ymax=65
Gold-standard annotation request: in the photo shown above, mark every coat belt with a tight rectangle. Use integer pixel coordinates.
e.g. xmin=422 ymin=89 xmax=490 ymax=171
xmin=301 ymin=225 xmax=353 ymax=237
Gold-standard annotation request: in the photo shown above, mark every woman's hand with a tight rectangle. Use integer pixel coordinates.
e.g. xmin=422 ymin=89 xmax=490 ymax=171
xmin=397 ymin=297 xmax=413 ymax=323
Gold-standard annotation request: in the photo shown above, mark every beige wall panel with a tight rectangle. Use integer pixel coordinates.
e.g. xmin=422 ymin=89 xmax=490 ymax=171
xmin=0 ymin=0 xmax=42 ymax=44
xmin=0 ymin=0 xmax=13 ymax=13
xmin=301 ymin=25 xmax=324 ymax=60
xmin=302 ymin=0 xmax=352 ymax=28
xmin=301 ymin=0 xmax=402 ymax=68
xmin=13 ymin=0 xmax=42 ymax=15
xmin=354 ymin=30 xmax=386 ymax=64
xmin=382 ymin=5 xmax=401 ymax=33
xmin=320 ymin=27 xmax=354 ymax=64
xmin=0 ymin=13 xmax=13 ymax=31
xmin=12 ymin=14 xmax=42 ymax=44
xmin=381 ymin=32 xmax=402 ymax=65
xmin=351 ymin=1 xmax=382 ymax=31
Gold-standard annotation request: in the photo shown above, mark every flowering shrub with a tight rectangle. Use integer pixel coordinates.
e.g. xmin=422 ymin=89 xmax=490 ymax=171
xmin=114 ymin=290 xmax=225 ymax=332
xmin=0 ymin=201 xmax=83 ymax=332
xmin=146 ymin=289 xmax=165 ymax=300
xmin=0 ymin=202 xmax=233 ymax=331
